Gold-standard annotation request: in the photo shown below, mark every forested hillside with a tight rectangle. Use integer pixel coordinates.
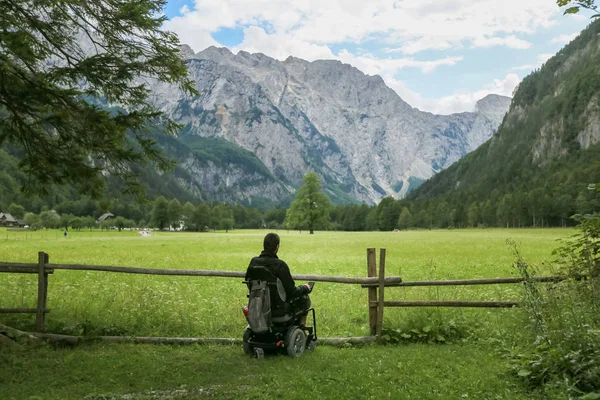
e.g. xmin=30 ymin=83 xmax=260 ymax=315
xmin=399 ymin=19 xmax=600 ymax=228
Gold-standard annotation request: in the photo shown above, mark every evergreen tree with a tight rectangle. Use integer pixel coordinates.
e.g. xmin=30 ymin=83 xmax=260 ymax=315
xmin=0 ymin=0 xmax=196 ymax=197
xmin=365 ymin=207 xmax=380 ymax=231
xmin=467 ymin=202 xmax=480 ymax=227
xmin=286 ymin=172 xmax=331 ymax=234
xmin=377 ymin=197 xmax=400 ymax=231
xmin=415 ymin=209 xmax=429 ymax=229
xmin=481 ymin=200 xmax=496 ymax=227
xmin=150 ymin=196 xmax=169 ymax=230
xmin=556 ymin=194 xmax=574 ymax=227
xmin=397 ymin=207 xmax=414 ymax=230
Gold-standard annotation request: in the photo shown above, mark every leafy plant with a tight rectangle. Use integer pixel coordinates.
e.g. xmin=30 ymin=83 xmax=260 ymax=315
xmin=381 ymin=322 xmax=466 ymax=345
xmin=510 ymin=214 xmax=600 ymax=396
xmin=558 ymin=0 xmax=600 ymax=18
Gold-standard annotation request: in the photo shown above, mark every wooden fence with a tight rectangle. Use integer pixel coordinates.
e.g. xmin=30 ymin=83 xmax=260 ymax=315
xmin=0 ymin=252 xmax=52 ymax=331
xmin=0 ymin=249 xmax=566 ymax=340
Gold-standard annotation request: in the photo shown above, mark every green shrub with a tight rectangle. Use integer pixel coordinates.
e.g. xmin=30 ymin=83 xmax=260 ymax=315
xmin=509 ymin=213 xmax=600 ymax=397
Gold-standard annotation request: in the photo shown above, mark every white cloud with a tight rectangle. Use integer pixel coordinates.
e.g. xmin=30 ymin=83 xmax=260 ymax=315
xmin=232 ymin=26 xmax=335 ymax=61
xmin=537 ymin=53 xmax=554 ymax=64
xmin=512 ymin=64 xmax=535 ymax=71
xmin=394 ymin=36 xmax=460 ymax=55
xmin=471 ymin=35 xmax=532 ymax=49
xmin=509 ymin=53 xmax=556 ymax=74
xmin=551 ymin=32 xmax=578 ymax=45
xmin=565 ymin=12 xmax=589 ymax=21
xmin=388 ymin=74 xmax=520 ymax=115
xmin=165 ymin=0 xmax=559 ymax=56
xmin=337 ymin=50 xmax=463 ymax=75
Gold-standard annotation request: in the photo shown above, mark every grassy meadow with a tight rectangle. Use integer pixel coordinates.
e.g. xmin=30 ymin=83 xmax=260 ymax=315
xmin=0 ymin=228 xmax=575 ymax=399
xmin=0 ymin=228 xmax=570 ymax=338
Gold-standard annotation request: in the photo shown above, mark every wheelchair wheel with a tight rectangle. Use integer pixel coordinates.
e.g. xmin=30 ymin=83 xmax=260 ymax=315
xmin=285 ymin=326 xmax=306 ymax=358
xmin=242 ymin=327 xmax=253 ymax=355
xmin=253 ymin=347 xmax=265 ymax=359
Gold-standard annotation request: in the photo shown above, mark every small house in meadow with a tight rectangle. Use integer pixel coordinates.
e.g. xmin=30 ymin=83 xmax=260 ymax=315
xmin=97 ymin=212 xmax=116 ymax=223
xmin=0 ymin=213 xmax=17 ymax=227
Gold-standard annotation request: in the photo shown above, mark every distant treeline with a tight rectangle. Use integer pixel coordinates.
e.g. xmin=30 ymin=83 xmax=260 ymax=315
xmin=3 ymin=182 xmax=598 ymax=232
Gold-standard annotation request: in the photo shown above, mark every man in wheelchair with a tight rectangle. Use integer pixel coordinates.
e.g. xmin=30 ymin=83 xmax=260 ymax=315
xmin=242 ymin=233 xmax=317 ymax=358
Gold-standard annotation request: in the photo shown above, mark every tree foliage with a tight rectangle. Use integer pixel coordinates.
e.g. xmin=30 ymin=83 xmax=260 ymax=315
xmin=150 ymin=195 xmax=169 ymax=230
xmin=286 ymin=172 xmax=331 ymax=234
xmin=558 ymin=0 xmax=600 ymax=18
xmin=0 ymin=0 xmax=196 ymax=198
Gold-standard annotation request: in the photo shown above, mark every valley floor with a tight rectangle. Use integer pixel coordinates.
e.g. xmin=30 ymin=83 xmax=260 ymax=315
xmin=0 ymin=228 xmax=578 ymax=398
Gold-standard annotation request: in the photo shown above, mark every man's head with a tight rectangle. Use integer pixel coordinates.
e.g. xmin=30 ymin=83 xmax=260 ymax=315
xmin=263 ymin=232 xmax=280 ymax=254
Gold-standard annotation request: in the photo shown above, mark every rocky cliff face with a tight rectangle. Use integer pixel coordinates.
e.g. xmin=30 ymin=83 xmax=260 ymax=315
xmin=146 ymin=46 xmax=510 ymax=204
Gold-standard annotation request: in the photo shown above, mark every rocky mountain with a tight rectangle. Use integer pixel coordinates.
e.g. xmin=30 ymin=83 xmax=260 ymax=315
xmin=145 ymin=46 xmax=510 ymax=205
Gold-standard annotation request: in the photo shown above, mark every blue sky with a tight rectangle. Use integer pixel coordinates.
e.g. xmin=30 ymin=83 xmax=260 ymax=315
xmin=162 ymin=0 xmax=595 ymax=114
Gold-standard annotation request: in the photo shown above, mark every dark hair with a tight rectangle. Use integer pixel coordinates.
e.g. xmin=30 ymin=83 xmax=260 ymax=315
xmin=263 ymin=233 xmax=280 ymax=253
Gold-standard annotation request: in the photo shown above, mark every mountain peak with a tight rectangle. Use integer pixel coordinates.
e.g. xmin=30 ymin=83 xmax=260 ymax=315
xmin=196 ymin=46 xmax=234 ymax=61
xmin=474 ymin=94 xmax=512 ymax=122
xmin=178 ymin=44 xmax=196 ymax=60
xmin=475 ymin=94 xmax=511 ymax=110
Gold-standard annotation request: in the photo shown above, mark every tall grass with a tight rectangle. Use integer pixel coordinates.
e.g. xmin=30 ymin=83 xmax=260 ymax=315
xmin=0 ymin=228 xmax=571 ymax=340
xmin=509 ymin=217 xmax=600 ymax=397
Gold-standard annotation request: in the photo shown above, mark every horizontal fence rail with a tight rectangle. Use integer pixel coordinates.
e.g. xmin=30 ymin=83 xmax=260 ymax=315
xmin=0 ymin=308 xmax=51 ymax=313
xmin=361 ymin=276 xmax=566 ymax=288
xmin=371 ymin=300 xmax=520 ymax=308
xmin=0 ymin=264 xmax=54 ymax=274
xmin=0 ymin=261 xmax=402 ymax=285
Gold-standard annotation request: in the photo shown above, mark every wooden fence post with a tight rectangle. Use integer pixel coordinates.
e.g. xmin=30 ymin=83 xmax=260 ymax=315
xmin=367 ymin=248 xmax=377 ymax=336
xmin=36 ymin=252 xmax=48 ymax=332
xmin=376 ymin=248 xmax=386 ymax=339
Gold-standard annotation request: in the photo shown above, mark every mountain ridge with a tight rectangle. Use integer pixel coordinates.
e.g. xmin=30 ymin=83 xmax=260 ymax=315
xmin=143 ymin=45 xmax=510 ymax=205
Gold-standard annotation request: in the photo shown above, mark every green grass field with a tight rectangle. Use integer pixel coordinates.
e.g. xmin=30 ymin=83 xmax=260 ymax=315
xmin=0 ymin=228 xmax=574 ymax=399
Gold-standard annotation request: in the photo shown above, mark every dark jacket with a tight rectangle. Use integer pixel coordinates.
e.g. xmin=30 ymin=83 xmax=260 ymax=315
xmin=246 ymin=251 xmax=309 ymax=301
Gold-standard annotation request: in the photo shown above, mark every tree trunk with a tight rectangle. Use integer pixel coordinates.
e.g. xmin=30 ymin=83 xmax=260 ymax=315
xmin=310 ymin=229 xmax=314 ymax=234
